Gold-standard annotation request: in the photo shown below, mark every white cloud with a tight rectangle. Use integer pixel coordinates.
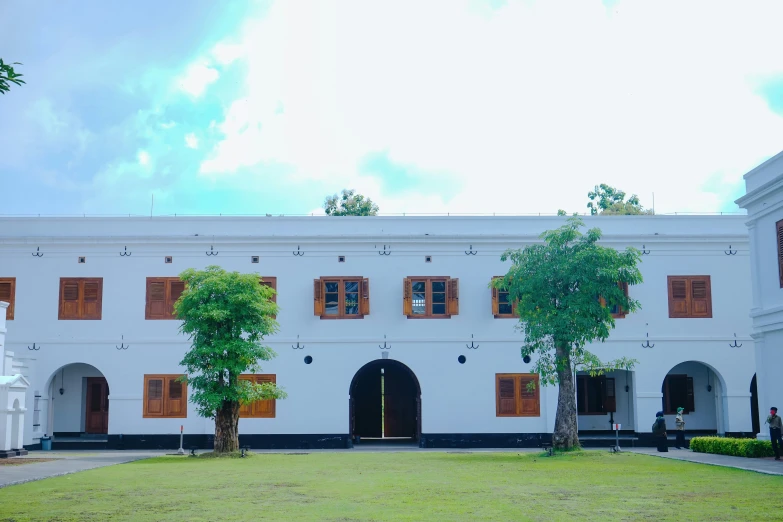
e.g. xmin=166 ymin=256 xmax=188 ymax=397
xmin=185 ymin=133 xmax=199 ymax=149
xmin=137 ymin=150 xmax=151 ymax=167
xmin=177 ymin=61 xmax=220 ymax=98
xmin=199 ymin=0 xmax=783 ymax=214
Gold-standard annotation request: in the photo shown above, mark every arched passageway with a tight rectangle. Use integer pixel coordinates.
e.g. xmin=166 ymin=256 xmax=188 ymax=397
xmin=349 ymin=360 xmax=421 ymax=443
xmin=45 ymin=363 xmax=109 ymax=436
xmin=661 ymin=361 xmax=725 ymax=433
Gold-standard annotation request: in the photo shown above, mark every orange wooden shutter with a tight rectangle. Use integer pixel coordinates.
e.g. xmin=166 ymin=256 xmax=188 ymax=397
xmin=448 ymin=278 xmax=459 ymax=315
xmin=165 ymin=377 xmax=185 ymax=417
xmin=668 ymin=277 xmax=689 ymax=318
xmin=361 ymin=278 xmax=370 ymax=316
xmin=604 ymin=377 xmax=616 ymax=413
xmin=60 ymin=279 xmax=80 ymax=319
xmin=0 ymin=278 xmax=14 ymax=320
xmin=313 ymin=279 xmax=324 ymax=316
xmin=238 ymin=375 xmax=253 ymax=417
xmin=169 ymin=280 xmax=185 ymax=317
xmin=491 ymin=279 xmax=499 ymax=316
xmin=778 ymin=219 xmax=783 ymax=287
xmin=82 ymin=279 xmax=102 ymax=319
xmin=146 ymin=279 xmax=167 ymax=319
xmin=252 ymin=375 xmax=276 ymax=418
xmin=689 ymin=277 xmax=712 ymax=318
xmin=145 ymin=377 xmax=164 ymax=417
xmin=518 ymin=375 xmax=540 ymax=416
xmin=403 ymin=278 xmax=412 ymax=316
xmin=496 ymin=376 xmax=517 ymax=415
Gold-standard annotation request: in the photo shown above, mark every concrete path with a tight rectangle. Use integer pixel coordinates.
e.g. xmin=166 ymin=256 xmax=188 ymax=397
xmin=0 ymin=450 xmax=165 ymax=488
xmin=630 ymin=448 xmax=783 ymax=476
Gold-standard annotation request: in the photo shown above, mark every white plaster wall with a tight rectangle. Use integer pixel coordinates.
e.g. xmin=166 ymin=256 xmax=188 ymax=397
xmin=0 ymin=215 xmax=756 ymax=439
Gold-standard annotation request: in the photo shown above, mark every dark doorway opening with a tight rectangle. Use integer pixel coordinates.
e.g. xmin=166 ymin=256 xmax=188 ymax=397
xmin=349 ymin=360 xmax=421 ymax=444
xmin=85 ymin=377 xmax=109 ymax=434
xmin=750 ymin=374 xmax=760 ymax=435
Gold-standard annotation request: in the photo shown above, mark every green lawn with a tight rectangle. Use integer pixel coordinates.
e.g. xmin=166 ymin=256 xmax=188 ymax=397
xmin=1 ymin=451 xmax=781 ymax=521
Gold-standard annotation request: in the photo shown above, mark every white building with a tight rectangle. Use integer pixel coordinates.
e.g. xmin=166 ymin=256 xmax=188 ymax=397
xmin=0 ymin=215 xmax=757 ymax=449
xmin=737 ymin=150 xmax=783 ymax=438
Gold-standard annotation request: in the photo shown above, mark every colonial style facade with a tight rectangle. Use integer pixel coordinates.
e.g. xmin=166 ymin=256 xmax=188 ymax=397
xmin=0 ymin=215 xmax=757 ymax=449
xmin=737 ymin=149 xmax=783 ymax=439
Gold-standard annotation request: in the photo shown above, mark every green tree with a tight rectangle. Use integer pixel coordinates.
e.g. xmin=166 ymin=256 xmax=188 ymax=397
xmin=324 ymin=189 xmax=379 ymax=216
xmin=587 ymin=184 xmax=653 ymax=215
xmin=175 ymin=266 xmax=287 ymax=454
xmin=493 ymin=218 xmax=642 ymax=449
xmin=0 ymin=59 xmax=25 ymax=94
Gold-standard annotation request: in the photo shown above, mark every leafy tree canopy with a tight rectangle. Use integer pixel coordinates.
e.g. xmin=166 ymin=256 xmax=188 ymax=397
xmin=0 ymin=59 xmax=25 ymax=95
xmin=176 ymin=266 xmax=286 ymax=453
xmin=587 ymin=184 xmax=653 ymax=215
xmin=493 ymin=218 xmax=642 ymax=448
xmin=324 ymin=189 xmax=379 ymax=216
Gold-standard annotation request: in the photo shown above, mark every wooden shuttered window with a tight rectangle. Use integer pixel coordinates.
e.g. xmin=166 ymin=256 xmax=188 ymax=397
xmin=0 ymin=278 xmax=16 ymax=320
xmin=491 ymin=276 xmax=516 ymax=318
xmin=145 ymin=277 xmax=185 ymax=320
xmin=662 ymin=374 xmax=694 ymax=415
xmin=667 ymin=276 xmax=712 ymax=318
xmin=403 ymin=277 xmax=459 ymax=318
xmin=495 ymin=373 xmax=540 ymax=417
xmin=239 ymin=374 xmax=276 ymax=418
xmin=599 ymin=282 xmax=629 ymax=319
xmin=778 ymin=219 xmax=783 ymax=288
xmin=143 ymin=374 xmax=187 ymax=418
xmin=576 ymin=375 xmax=617 ymax=415
xmin=59 ymin=278 xmax=103 ymax=320
xmin=313 ymin=277 xmax=369 ymax=319
xmin=259 ymin=277 xmax=277 ymax=319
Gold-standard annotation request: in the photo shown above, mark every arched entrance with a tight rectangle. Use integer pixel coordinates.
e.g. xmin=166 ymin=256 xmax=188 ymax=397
xmin=750 ymin=374 xmax=760 ymax=435
xmin=349 ymin=360 xmax=421 ymax=444
xmin=661 ymin=361 xmax=726 ymax=433
xmin=45 ymin=363 xmax=109 ymax=437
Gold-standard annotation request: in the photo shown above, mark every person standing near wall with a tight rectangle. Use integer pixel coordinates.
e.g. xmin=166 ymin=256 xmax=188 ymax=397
xmin=767 ymin=407 xmax=782 ymax=461
xmin=675 ymin=407 xmax=686 ymax=449
xmin=653 ymin=411 xmax=668 ymax=452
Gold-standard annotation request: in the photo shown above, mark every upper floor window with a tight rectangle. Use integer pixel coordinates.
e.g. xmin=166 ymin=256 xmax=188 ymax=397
xmin=491 ymin=276 xmax=515 ymax=318
xmin=0 ymin=277 xmax=16 ymax=320
xmin=667 ymin=276 xmax=712 ymax=318
xmin=314 ymin=277 xmax=369 ymax=319
xmin=143 ymin=374 xmax=187 ymax=418
xmin=145 ymin=277 xmax=185 ymax=320
xmin=599 ymin=282 xmax=629 ymax=319
xmin=59 ymin=278 xmax=103 ymax=320
xmin=259 ymin=276 xmax=277 ymax=319
xmin=777 ymin=219 xmax=783 ymax=288
xmin=576 ymin=375 xmax=616 ymax=415
xmin=239 ymin=374 xmax=277 ymax=418
xmin=403 ymin=277 xmax=459 ymax=318
xmin=495 ymin=373 xmax=540 ymax=417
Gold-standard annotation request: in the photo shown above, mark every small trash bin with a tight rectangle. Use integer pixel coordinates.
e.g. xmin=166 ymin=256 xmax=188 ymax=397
xmin=41 ymin=436 xmax=52 ymax=451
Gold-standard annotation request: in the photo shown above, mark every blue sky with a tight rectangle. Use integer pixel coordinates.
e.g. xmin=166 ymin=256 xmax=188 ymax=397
xmin=1 ymin=0 xmax=782 ymax=216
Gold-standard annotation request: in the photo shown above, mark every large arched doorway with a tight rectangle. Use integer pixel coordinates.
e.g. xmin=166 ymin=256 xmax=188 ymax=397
xmin=750 ymin=374 xmax=760 ymax=435
xmin=661 ymin=361 xmax=726 ymax=434
xmin=349 ymin=360 xmax=421 ymax=444
xmin=45 ymin=363 xmax=109 ymax=438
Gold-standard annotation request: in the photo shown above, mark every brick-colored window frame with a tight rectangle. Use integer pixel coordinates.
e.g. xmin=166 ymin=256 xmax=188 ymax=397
xmin=239 ymin=374 xmax=276 ymax=418
xmin=495 ymin=373 xmax=540 ymax=417
xmin=143 ymin=374 xmax=187 ymax=418
xmin=667 ymin=276 xmax=712 ymax=318
xmin=58 ymin=278 xmax=103 ymax=320
xmin=145 ymin=277 xmax=186 ymax=320
xmin=403 ymin=277 xmax=459 ymax=318
xmin=491 ymin=276 xmax=516 ymax=318
xmin=313 ymin=277 xmax=369 ymax=319
xmin=0 ymin=277 xmax=16 ymax=320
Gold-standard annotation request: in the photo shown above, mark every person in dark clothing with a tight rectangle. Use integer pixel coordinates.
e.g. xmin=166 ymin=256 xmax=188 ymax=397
xmin=653 ymin=411 xmax=668 ymax=452
xmin=767 ymin=406 xmax=782 ymax=461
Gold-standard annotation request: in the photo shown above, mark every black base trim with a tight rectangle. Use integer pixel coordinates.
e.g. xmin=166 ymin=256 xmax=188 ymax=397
xmin=0 ymin=449 xmax=28 ymax=458
xmin=105 ymin=434 xmax=350 ymax=450
xmin=421 ymin=433 xmax=551 ymax=448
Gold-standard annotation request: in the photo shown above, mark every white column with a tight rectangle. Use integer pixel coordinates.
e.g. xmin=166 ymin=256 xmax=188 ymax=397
xmin=0 ymin=409 xmax=11 ymax=451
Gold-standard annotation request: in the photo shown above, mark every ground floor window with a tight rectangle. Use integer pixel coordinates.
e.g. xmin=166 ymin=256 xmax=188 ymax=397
xmin=576 ymin=375 xmax=616 ymax=415
xmin=495 ymin=374 xmax=540 ymax=417
xmin=662 ymin=374 xmax=694 ymax=414
xmin=143 ymin=374 xmax=187 ymax=418
xmin=239 ymin=374 xmax=276 ymax=418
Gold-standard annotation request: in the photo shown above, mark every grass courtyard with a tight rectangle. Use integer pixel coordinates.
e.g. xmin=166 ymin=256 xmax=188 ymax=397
xmin=1 ymin=451 xmax=781 ymax=521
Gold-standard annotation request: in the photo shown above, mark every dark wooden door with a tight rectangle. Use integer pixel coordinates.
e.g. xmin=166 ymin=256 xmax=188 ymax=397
xmin=353 ymin=368 xmax=382 ymax=438
xmin=384 ymin=365 xmax=417 ymax=438
xmin=85 ymin=377 xmax=109 ymax=434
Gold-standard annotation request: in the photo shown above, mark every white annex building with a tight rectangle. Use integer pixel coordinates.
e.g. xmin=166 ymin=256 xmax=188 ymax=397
xmin=0 ymin=213 xmax=763 ymax=450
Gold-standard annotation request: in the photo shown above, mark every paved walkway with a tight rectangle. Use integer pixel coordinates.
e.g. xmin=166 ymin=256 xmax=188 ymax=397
xmin=630 ymin=448 xmax=783 ymax=476
xmin=0 ymin=450 xmax=165 ymax=488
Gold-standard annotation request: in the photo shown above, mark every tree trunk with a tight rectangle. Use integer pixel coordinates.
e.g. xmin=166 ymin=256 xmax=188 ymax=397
xmin=552 ymin=343 xmax=580 ymax=450
xmin=213 ymin=401 xmax=240 ymax=453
